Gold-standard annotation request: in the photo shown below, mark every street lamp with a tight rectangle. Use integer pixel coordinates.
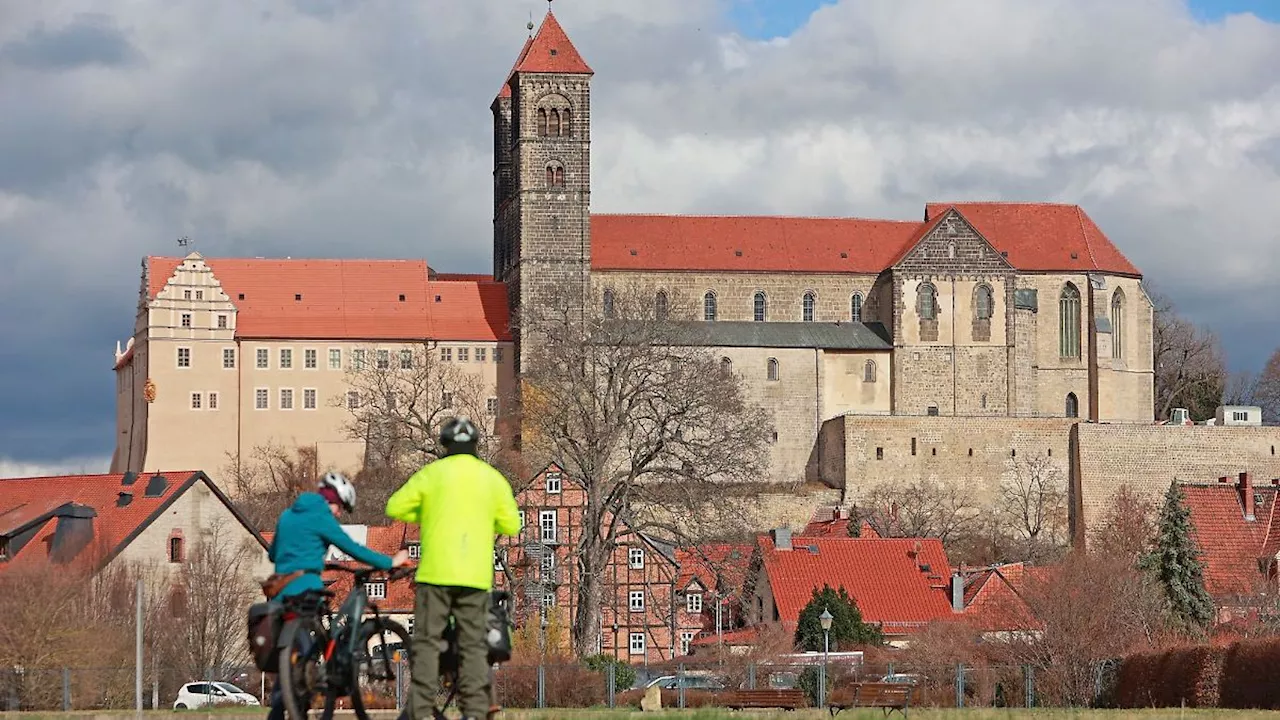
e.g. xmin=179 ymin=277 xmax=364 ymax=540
xmin=819 ymin=608 xmax=834 ymax=708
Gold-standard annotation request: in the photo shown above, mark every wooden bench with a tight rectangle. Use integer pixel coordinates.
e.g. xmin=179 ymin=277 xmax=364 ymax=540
xmin=828 ymin=682 xmax=913 ymax=717
xmin=722 ymin=688 xmax=808 ymax=710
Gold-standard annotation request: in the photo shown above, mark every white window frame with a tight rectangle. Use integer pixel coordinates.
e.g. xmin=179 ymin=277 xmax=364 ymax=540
xmin=328 ymin=348 xmax=342 ymax=370
xmin=365 ymin=582 xmax=386 ymax=599
xmin=628 ymin=548 xmax=644 ymax=569
xmin=183 ymin=290 xmax=192 ymax=300
xmin=176 ymin=347 xmax=191 ymax=369
xmin=686 ymin=592 xmax=703 ymax=614
xmin=680 ymin=631 xmax=695 ymax=656
xmin=629 ymin=590 xmax=645 ymax=613
xmin=208 ymin=392 xmax=219 ymax=411
xmin=352 ymin=349 xmax=368 ymax=370
xmin=256 ymin=348 xmax=269 ymax=369
xmin=441 ymin=347 xmax=453 ymax=362
xmin=545 ymin=471 xmax=562 ymax=494
xmin=303 ymin=388 xmax=317 ymax=410
xmin=222 ymin=347 xmax=236 ymax=369
xmin=279 ymin=348 xmax=293 ymax=370
xmin=399 ymin=349 xmax=413 ymax=370
xmin=458 ymin=347 xmax=469 ymax=362
xmin=377 ymin=349 xmax=390 ymax=370
xmin=190 ymin=392 xmax=202 ymax=410
xmin=475 ymin=347 xmax=487 ymax=362
xmin=539 ymin=510 xmax=557 ymax=543
xmin=195 ymin=290 xmax=204 ymax=301
xmin=304 ymin=348 xmax=318 ymax=370
xmin=255 ymin=388 xmax=269 ymax=410
xmin=540 ymin=552 xmax=554 ymax=579
xmin=629 ymin=632 xmax=645 ymax=656
xmin=279 ymin=388 xmax=294 ymax=410
xmin=217 ymin=314 xmax=228 ymax=329
xmin=181 ymin=313 xmax=192 ymax=328
xmin=494 ymin=347 xmax=503 ymax=363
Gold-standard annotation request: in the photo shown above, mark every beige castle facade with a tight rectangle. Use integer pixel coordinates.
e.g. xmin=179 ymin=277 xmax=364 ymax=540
xmin=114 ymin=11 xmax=1163 ymax=518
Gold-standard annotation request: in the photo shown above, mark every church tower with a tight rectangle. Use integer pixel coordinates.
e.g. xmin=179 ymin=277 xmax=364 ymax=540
xmin=491 ymin=8 xmax=593 ymax=371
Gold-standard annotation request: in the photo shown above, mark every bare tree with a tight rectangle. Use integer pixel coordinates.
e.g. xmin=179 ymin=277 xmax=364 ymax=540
xmin=1224 ymin=370 xmax=1260 ymax=407
xmin=1089 ymin=484 xmax=1157 ymax=563
xmin=999 ymin=454 xmax=1068 ymax=562
xmin=220 ymin=442 xmax=319 ymax=531
xmin=337 ymin=342 xmax=499 ymax=468
xmin=1253 ymin=348 xmax=1280 ymax=424
xmin=516 ymin=285 xmax=772 ymax=656
xmin=1150 ymin=287 xmax=1226 ymax=422
xmin=855 ymin=478 xmax=980 ymax=548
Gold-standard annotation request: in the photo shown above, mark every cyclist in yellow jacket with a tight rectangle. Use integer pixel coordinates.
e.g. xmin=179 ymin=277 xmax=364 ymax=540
xmin=386 ymin=416 xmax=521 ymax=720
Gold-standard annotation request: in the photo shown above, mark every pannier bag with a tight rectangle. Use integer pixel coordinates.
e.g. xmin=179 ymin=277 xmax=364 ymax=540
xmin=486 ymin=591 xmax=513 ymax=665
xmin=247 ymin=600 xmax=285 ymax=672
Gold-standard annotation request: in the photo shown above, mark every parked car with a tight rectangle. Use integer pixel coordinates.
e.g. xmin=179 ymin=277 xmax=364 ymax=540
xmin=173 ymin=682 xmax=260 ymax=710
xmin=645 ymin=674 xmax=727 ymax=691
xmin=881 ymin=673 xmax=922 ymax=685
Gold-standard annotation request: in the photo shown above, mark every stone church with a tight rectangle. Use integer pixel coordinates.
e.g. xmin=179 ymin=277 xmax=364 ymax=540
xmin=114 ymin=9 xmax=1156 ymax=498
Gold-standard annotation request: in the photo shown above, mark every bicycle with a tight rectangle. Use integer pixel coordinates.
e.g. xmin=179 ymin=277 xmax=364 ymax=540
xmin=430 ymin=589 xmax=513 ymax=720
xmin=277 ymin=562 xmax=416 ymax=720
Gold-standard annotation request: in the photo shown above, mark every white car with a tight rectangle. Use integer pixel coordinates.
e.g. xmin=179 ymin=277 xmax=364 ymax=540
xmin=173 ymin=682 xmax=260 ymax=710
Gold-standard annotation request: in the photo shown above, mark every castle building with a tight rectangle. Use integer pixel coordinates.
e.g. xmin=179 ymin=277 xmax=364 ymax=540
xmin=113 ymin=9 xmax=1155 ymax=493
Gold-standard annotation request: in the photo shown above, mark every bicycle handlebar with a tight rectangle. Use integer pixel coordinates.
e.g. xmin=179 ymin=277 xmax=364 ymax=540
xmin=324 ymin=563 xmax=416 ymax=582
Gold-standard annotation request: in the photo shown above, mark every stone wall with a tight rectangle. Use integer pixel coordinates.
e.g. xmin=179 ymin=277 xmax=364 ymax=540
xmin=1072 ymin=424 xmax=1280 ymax=545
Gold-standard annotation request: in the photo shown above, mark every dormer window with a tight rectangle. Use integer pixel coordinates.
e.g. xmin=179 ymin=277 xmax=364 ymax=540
xmin=545 ymin=471 xmax=562 ymax=494
xmin=686 ymin=592 xmax=703 ymax=614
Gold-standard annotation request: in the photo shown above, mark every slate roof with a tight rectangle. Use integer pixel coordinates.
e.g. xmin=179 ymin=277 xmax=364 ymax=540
xmin=620 ymin=321 xmax=892 ymax=350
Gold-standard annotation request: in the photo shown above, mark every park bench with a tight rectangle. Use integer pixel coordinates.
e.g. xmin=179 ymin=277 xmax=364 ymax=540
xmin=828 ymin=682 xmax=913 ymax=717
xmin=722 ymin=688 xmax=807 ymax=710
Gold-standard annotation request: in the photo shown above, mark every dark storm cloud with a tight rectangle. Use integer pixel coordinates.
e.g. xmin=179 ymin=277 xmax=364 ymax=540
xmin=1 ymin=13 xmax=141 ymax=70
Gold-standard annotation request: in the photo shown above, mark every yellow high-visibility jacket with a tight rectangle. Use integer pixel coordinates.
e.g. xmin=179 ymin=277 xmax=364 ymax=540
xmin=385 ymin=453 xmax=522 ymax=590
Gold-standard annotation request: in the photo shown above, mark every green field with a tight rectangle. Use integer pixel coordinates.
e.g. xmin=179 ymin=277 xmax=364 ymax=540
xmin=8 ymin=710 xmax=1280 ymax=720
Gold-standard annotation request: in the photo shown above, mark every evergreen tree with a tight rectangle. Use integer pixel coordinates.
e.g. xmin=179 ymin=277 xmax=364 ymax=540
xmin=794 ymin=584 xmax=883 ymax=652
xmin=1146 ymin=480 xmax=1215 ymax=630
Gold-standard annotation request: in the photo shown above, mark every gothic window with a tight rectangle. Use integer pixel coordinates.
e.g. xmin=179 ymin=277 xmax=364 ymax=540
xmin=850 ymin=293 xmax=863 ymax=322
xmin=972 ymin=284 xmax=993 ymax=342
xmin=753 ymin=292 xmax=767 ymax=322
xmin=1059 ymin=283 xmax=1081 ymax=359
xmin=602 ymin=289 xmax=615 ymax=319
xmin=1111 ymin=288 xmax=1125 ymax=359
xmin=767 ymin=358 xmax=779 ymax=381
xmin=1066 ymin=392 xmax=1079 ymax=418
xmin=918 ymin=281 xmax=939 ymax=342
xmin=721 ymin=357 xmax=732 ymax=373
xmin=863 ymin=360 xmax=876 ymax=383
xmin=703 ymin=291 xmax=717 ymax=321
xmin=655 ymin=290 xmax=669 ymax=320
xmin=802 ymin=292 xmax=816 ymax=322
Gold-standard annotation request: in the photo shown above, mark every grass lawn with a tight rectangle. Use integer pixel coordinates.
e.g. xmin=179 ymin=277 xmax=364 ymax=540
xmin=8 ymin=710 xmax=1280 ymax=719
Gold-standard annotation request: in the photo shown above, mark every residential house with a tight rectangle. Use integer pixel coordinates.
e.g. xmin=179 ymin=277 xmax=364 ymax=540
xmin=1182 ymin=472 xmax=1280 ymax=622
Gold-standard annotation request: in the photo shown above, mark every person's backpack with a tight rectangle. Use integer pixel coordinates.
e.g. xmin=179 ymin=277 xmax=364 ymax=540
xmin=486 ymin=590 xmax=513 ymax=665
xmin=247 ymin=601 xmax=285 ymax=672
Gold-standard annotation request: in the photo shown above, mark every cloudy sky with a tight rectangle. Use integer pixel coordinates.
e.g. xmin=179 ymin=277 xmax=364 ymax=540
xmin=1 ymin=0 xmax=1278 ymax=475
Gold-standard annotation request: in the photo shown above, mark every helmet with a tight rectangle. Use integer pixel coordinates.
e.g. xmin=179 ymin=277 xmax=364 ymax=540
xmin=439 ymin=416 xmax=479 ymax=449
xmin=319 ymin=471 xmax=356 ymax=512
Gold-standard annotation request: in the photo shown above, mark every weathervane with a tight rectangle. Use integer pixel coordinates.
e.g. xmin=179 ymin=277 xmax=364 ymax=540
xmin=177 ymin=236 xmax=192 ymax=249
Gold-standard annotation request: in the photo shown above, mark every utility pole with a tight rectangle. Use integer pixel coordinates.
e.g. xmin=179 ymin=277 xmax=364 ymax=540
xmin=135 ymin=579 xmax=144 ymax=714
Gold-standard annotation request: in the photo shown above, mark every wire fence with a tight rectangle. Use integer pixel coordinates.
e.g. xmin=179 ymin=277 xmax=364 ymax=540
xmin=4 ymin=658 xmax=1120 ymax=712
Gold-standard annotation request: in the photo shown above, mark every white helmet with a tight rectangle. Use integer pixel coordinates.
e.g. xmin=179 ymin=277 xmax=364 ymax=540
xmin=319 ymin=471 xmax=356 ymax=512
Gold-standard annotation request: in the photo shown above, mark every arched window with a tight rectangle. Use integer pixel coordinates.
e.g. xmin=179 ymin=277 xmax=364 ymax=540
xmin=974 ymin=284 xmax=993 ymax=320
xmin=538 ymin=108 xmax=549 ymax=136
xmin=1065 ymin=392 xmax=1079 ymax=418
xmin=560 ymin=108 xmax=572 ymax=136
xmin=168 ymin=536 xmax=184 ymax=563
xmin=753 ymin=292 xmax=767 ymax=322
xmin=1060 ymin=284 xmax=1081 ymax=359
xmin=602 ymin=289 xmax=615 ymax=319
xmin=1111 ymin=289 xmax=1125 ymax=359
xmin=850 ymin=293 xmax=863 ymax=322
xmin=703 ymin=292 xmax=717 ymax=321
xmin=863 ymin=360 xmax=876 ymax=383
xmin=552 ymin=109 xmax=562 ymax=137
xmin=655 ymin=290 xmax=669 ymax=320
xmin=918 ymin=282 xmax=938 ymax=320
xmin=766 ymin=358 xmax=779 ymax=381
xmin=720 ymin=357 xmax=732 ymax=373
xmin=802 ymin=292 xmax=816 ymax=322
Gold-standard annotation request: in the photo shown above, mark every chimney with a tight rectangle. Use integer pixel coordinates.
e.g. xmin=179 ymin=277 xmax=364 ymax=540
xmin=1239 ymin=472 xmax=1255 ymax=522
xmin=772 ymin=528 xmax=792 ymax=551
xmin=951 ymin=572 xmax=964 ymax=612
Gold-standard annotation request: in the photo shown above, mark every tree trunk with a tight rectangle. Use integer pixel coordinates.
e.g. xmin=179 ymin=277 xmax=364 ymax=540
xmin=572 ymin=538 xmax=606 ymax=657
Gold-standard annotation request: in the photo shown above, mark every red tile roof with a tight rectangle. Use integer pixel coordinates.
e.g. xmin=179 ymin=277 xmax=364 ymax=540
xmin=496 ymin=36 xmax=534 ymax=100
xmin=924 ymin=202 xmax=1141 ymax=276
xmin=959 ymin=564 xmax=1041 ymax=632
xmin=146 ymin=256 xmax=511 ymax=342
xmin=514 ymin=11 xmax=593 ymax=76
xmin=1183 ymin=480 xmax=1280 ymax=598
xmin=799 ymin=506 xmax=881 ymax=539
xmin=0 ymin=471 xmax=260 ymax=572
xmin=757 ymin=535 xmax=954 ymax=635
xmin=590 ymin=204 xmax=1140 ymax=277
xmin=675 ymin=544 xmax=753 ymax=598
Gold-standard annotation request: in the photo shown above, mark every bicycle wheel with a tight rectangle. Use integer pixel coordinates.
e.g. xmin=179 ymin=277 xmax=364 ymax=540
xmin=278 ymin=616 xmax=341 ymax=720
xmin=349 ymin=617 xmax=413 ymax=720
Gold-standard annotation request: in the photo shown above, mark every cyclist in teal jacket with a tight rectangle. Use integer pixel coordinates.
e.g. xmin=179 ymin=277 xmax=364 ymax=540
xmin=266 ymin=472 xmax=409 ymax=720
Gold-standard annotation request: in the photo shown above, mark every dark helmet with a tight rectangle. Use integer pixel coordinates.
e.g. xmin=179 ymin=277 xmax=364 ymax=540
xmin=440 ymin=416 xmax=479 ymax=452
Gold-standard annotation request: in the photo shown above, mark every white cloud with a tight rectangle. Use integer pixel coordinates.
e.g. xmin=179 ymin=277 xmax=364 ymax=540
xmin=0 ymin=456 xmax=111 ymax=480
xmin=0 ymin=0 xmax=1278 ymax=463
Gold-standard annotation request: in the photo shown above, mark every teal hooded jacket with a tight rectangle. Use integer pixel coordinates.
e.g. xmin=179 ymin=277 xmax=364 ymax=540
xmin=268 ymin=492 xmax=394 ymax=598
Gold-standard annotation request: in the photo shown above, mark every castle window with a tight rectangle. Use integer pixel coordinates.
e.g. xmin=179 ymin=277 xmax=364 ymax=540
xmin=538 ymin=108 xmax=549 ymax=136
xmin=850 ymin=293 xmax=863 ymax=322
xmin=974 ymin=284 xmax=993 ymax=320
xmin=1111 ymin=288 xmax=1125 ymax=359
xmin=703 ymin=292 xmax=717 ymax=321
xmin=863 ymin=360 xmax=876 ymax=383
xmin=546 ymin=162 xmax=565 ymax=188
xmin=1066 ymin=392 xmax=1079 ymax=418
xmin=655 ymin=291 xmax=669 ymax=320
xmin=753 ymin=291 xmax=767 ymax=322
xmin=560 ymin=108 xmax=571 ymax=136
xmin=767 ymin=358 xmax=779 ymax=381
xmin=918 ymin=282 xmax=938 ymax=320
xmin=602 ymin=289 xmax=615 ymax=319
xmin=802 ymin=292 xmax=816 ymax=322
xmin=1059 ymin=284 xmax=1081 ymax=359
xmin=168 ymin=534 xmax=184 ymax=563
xmin=721 ymin=357 xmax=732 ymax=373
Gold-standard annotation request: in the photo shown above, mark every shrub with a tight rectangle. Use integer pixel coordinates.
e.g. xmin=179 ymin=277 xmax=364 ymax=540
xmin=1220 ymin=638 xmax=1280 ymax=709
xmin=581 ymin=653 xmax=637 ymax=690
xmin=494 ymin=663 xmax=606 ymax=708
